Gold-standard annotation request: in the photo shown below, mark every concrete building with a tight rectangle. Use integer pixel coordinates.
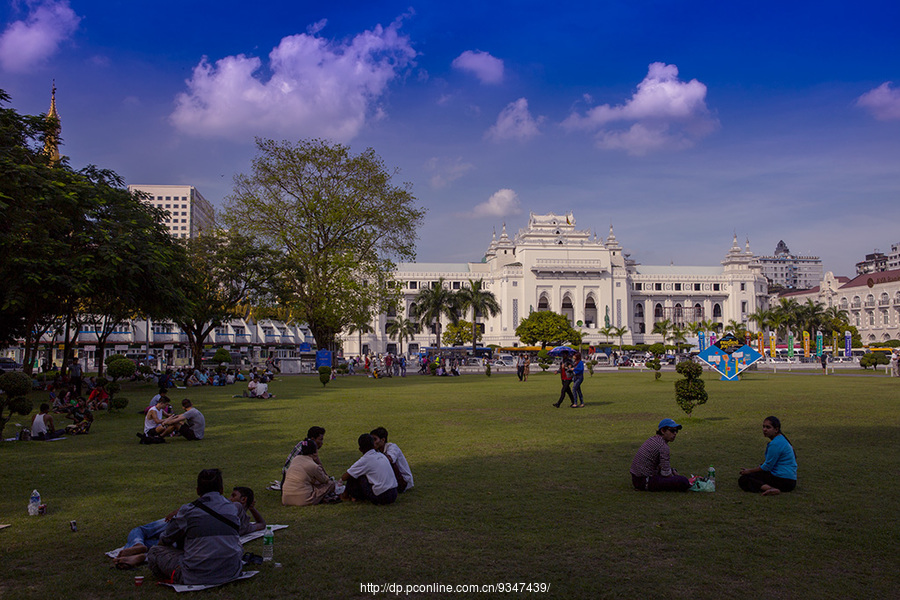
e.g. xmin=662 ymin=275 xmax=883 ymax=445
xmin=755 ymin=240 xmax=823 ymax=290
xmin=856 ymin=251 xmax=888 ymax=275
xmin=342 ymin=212 xmax=771 ymax=356
xmin=127 ymin=184 xmax=216 ymax=239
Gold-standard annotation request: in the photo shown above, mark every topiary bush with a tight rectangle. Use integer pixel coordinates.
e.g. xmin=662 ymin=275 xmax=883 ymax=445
xmin=0 ymin=371 xmax=34 ymax=439
xmin=105 ymin=353 xmax=127 ymax=367
xmin=318 ymin=365 xmax=332 ymax=387
xmin=107 ymin=357 xmax=136 ymax=381
xmin=859 ymin=353 xmax=889 ymax=370
xmin=485 ymin=363 xmax=492 ymax=377
xmin=213 ymin=348 xmax=232 ymax=364
xmin=537 ymin=349 xmax=552 ymax=372
xmin=587 ymin=360 xmax=596 ymax=376
xmin=674 ymin=360 xmax=708 ymax=417
xmin=646 ymin=358 xmax=661 ymax=380
xmin=111 ymin=396 xmax=129 ymax=411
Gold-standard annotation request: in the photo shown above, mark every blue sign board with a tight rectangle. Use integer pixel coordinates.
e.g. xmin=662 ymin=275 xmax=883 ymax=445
xmin=697 ymin=339 xmax=763 ymax=381
xmin=315 ymin=350 xmax=332 ymax=369
xmin=844 ymin=331 xmax=852 ymax=358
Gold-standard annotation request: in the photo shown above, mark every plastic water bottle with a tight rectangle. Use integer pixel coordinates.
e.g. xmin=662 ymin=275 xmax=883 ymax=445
xmin=708 ymin=466 xmax=716 ymax=481
xmin=28 ymin=490 xmax=41 ymax=516
xmin=262 ymin=525 xmax=274 ymax=561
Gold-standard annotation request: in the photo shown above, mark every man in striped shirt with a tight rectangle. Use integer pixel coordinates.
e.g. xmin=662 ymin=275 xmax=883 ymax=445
xmin=630 ymin=419 xmax=691 ymax=492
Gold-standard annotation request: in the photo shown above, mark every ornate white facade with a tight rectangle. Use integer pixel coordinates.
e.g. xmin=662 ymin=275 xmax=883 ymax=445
xmin=344 ymin=212 xmax=771 ymax=355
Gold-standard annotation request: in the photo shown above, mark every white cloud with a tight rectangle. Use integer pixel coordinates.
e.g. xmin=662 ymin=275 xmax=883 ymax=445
xmin=0 ymin=1 xmax=80 ymax=73
xmin=486 ymin=98 xmax=543 ymax=142
xmin=425 ymin=157 xmax=474 ymax=189
xmin=857 ymin=82 xmax=900 ymax=121
xmin=170 ymin=17 xmax=416 ymax=141
xmin=452 ymin=50 xmax=504 ymax=84
xmin=471 ymin=188 xmax=522 ymax=218
xmin=563 ymin=62 xmax=718 ymax=155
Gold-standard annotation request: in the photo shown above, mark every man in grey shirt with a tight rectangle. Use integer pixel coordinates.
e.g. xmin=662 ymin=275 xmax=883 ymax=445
xmin=147 ymin=469 xmax=243 ymax=585
xmin=163 ymin=399 xmax=205 ymax=441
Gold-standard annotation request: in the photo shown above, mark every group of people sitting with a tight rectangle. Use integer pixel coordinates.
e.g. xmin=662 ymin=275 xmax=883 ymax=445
xmin=111 ymin=468 xmax=265 ymax=586
xmin=138 ymin=389 xmax=205 ymax=444
xmin=279 ymin=426 xmax=413 ymax=507
xmin=630 ymin=416 xmax=798 ymax=495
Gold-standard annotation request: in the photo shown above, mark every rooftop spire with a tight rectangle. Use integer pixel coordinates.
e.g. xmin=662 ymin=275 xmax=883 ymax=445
xmin=43 ymin=81 xmax=60 ymax=164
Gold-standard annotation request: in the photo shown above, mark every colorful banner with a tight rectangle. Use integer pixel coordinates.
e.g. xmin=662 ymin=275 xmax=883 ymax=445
xmin=698 ymin=331 xmax=706 ymax=352
xmin=844 ymin=330 xmax=852 ymax=358
xmin=697 ymin=335 xmax=763 ymax=381
xmin=832 ymin=332 xmax=839 ymax=357
xmin=757 ymin=331 xmax=764 ymax=355
xmin=769 ymin=331 xmax=776 ymax=358
xmin=816 ymin=332 xmax=823 ymax=357
xmin=803 ymin=331 xmax=810 ymax=357
xmin=788 ymin=334 xmax=794 ymax=358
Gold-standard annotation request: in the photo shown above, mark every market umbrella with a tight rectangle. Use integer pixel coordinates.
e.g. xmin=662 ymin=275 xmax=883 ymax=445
xmin=547 ymin=346 xmax=575 ymax=356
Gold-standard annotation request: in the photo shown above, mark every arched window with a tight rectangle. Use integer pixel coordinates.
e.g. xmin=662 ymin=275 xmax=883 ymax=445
xmin=561 ymin=294 xmax=575 ymax=324
xmin=840 ymin=297 xmax=848 ymax=309
xmin=635 ymin=304 xmax=644 ymax=318
xmin=713 ymin=303 xmax=722 ymax=318
xmin=538 ymin=293 xmax=550 ymax=311
xmin=654 ymin=303 xmax=663 ymax=318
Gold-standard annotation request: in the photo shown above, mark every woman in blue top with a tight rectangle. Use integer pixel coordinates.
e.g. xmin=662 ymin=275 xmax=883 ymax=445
xmin=738 ymin=416 xmax=797 ymax=495
xmin=570 ymin=352 xmax=585 ymax=408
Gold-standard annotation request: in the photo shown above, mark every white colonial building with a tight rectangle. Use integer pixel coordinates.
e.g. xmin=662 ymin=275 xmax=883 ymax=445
xmin=343 ymin=212 xmax=771 ymax=356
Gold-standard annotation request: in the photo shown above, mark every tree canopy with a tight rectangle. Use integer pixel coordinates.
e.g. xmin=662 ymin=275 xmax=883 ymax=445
xmin=224 ymin=138 xmax=425 ymax=352
xmin=515 ymin=311 xmax=581 ymax=348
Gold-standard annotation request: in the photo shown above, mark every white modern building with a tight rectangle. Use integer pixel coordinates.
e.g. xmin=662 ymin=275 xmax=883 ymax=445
xmin=756 ymin=240 xmax=823 ymax=290
xmin=342 ymin=212 xmax=771 ymax=356
xmin=127 ymin=184 xmax=216 ymax=239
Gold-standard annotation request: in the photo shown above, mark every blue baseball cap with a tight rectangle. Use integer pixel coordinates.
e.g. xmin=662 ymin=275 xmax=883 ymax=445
xmin=658 ymin=418 xmax=683 ymax=431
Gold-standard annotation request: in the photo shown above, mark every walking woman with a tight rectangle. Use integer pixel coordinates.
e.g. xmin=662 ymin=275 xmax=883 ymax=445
xmin=738 ymin=416 xmax=797 ymax=496
xmin=570 ymin=352 xmax=585 ymax=407
xmin=553 ymin=352 xmax=575 ymax=408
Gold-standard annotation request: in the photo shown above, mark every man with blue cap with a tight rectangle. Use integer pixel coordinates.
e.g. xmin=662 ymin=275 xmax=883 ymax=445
xmin=630 ymin=418 xmax=691 ymax=492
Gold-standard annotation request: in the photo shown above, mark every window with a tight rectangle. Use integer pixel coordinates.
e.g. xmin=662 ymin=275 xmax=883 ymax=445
xmin=869 ymin=313 xmax=875 ymax=326
xmin=654 ymin=304 xmax=663 ymax=318
xmin=409 ymin=281 xmax=417 ymax=290
xmin=713 ymin=304 xmax=722 ymax=318
xmin=675 ymin=283 xmax=681 ymax=291
xmin=512 ymin=281 xmax=518 ymax=287
xmin=740 ymin=283 xmax=746 ymax=291
xmin=713 ymin=284 xmax=720 ymax=291
xmin=452 ymin=281 xmax=461 ymax=290
xmin=655 ymin=283 xmax=662 ymax=291
xmin=616 ymin=282 xmax=621 ymax=287
xmin=165 ymin=196 xmax=171 ymax=201
xmin=634 ymin=283 xmax=643 ymax=291
xmin=741 ymin=301 xmax=747 ymax=313
xmin=165 ymin=204 xmax=170 ymax=208
xmin=694 ymin=283 xmax=701 ymax=291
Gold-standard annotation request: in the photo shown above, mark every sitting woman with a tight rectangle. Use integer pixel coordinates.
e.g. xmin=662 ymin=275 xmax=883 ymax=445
xmin=88 ymin=385 xmax=110 ymax=411
xmin=739 ymin=416 xmax=797 ymax=496
xmin=281 ymin=438 xmax=337 ymax=506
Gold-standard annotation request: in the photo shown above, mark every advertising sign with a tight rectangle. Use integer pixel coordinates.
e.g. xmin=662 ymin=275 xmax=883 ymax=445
xmin=696 ymin=333 xmax=763 ymax=381
xmin=757 ymin=331 xmax=763 ymax=355
xmin=803 ymin=331 xmax=810 ymax=357
xmin=769 ymin=331 xmax=776 ymax=358
xmin=816 ymin=332 xmax=823 ymax=357
xmin=698 ymin=331 xmax=706 ymax=352
xmin=315 ymin=349 xmax=332 ymax=369
xmin=787 ymin=334 xmax=794 ymax=358
xmin=844 ymin=330 xmax=852 ymax=358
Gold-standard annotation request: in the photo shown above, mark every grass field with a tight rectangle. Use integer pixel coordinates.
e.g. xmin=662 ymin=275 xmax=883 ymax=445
xmin=1 ymin=368 xmax=898 ymax=599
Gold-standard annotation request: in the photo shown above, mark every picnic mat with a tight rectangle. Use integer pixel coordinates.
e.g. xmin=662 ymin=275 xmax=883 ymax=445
xmin=106 ymin=524 xmax=288 ymax=558
xmin=161 ymin=570 xmax=258 ymax=592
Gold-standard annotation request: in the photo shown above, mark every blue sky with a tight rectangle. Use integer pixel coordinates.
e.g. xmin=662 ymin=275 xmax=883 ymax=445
xmin=2 ymin=0 xmax=899 ymax=277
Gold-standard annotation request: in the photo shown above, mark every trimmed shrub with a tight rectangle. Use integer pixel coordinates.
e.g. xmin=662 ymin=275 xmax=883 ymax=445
xmin=107 ymin=358 xmax=136 ymax=381
xmin=646 ymin=358 xmax=661 ymax=380
xmin=104 ymin=353 xmax=128 ymax=366
xmin=318 ymin=365 xmax=332 ymax=387
xmin=111 ymin=397 xmax=129 ymax=411
xmin=0 ymin=371 xmax=33 ymax=438
xmin=213 ymin=348 xmax=232 ymax=364
xmin=485 ymin=363 xmax=492 ymax=377
xmin=675 ymin=360 xmax=708 ymax=417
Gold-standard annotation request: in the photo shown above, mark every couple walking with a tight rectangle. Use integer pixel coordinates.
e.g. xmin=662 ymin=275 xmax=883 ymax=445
xmin=553 ymin=351 xmax=585 ymax=408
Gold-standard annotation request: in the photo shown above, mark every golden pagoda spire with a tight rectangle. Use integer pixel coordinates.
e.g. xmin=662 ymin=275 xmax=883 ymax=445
xmin=43 ymin=81 xmax=60 ymax=164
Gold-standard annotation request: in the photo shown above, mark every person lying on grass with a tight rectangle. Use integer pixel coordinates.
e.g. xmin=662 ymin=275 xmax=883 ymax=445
xmin=738 ymin=416 xmax=797 ymax=496
xmin=630 ymin=418 xmax=691 ymax=492
xmin=113 ymin=475 xmax=262 ymax=580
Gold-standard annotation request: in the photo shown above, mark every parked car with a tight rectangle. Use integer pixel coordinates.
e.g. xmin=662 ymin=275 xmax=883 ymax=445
xmin=466 ymin=357 xmax=484 ymax=366
xmin=0 ymin=357 xmax=23 ymax=372
xmin=492 ymin=359 xmax=514 ymax=367
xmin=496 ymin=354 xmax=515 ymax=364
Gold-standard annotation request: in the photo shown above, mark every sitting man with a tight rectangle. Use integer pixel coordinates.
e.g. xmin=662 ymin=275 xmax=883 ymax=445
xmin=254 ymin=378 xmax=273 ymax=399
xmin=30 ymin=403 xmax=65 ymax=440
xmin=370 ymin=427 xmax=413 ymax=493
xmin=141 ymin=397 xmax=177 ymax=443
xmin=246 ymin=377 xmax=259 ymax=397
xmin=113 ymin=485 xmax=264 ymax=569
xmin=143 ymin=470 xmax=244 ymax=585
xmin=162 ymin=399 xmax=205 ymax=441
xmin=630 ymin=418 xmax=691 ymax=492
xmin=147 ymin=388 xmax=169 ymax=413
xmin=340 ymin=433 xmax=398 ymax=505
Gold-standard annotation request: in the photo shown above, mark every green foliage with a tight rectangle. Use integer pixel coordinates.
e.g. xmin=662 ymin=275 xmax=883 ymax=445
xmin=137 ymin=365 xmax=153 ymax=375
xmin=213 ymin=348 xmax=232 ymax=364
xmin=0 ymin=370 xmax=33 ymax=437
xmin=515 ymin=311 xmax=581 ymax=348
xmin=95 ymin=377 xmax=109 ymax=388
xmin=104 ymin=354 xmax=127 ymax=366
xmin=110 ymin=397 xmax=129 ymax=411
xmin=336 ymin=365 xmax=349 ymax=375
xmin=859 ymin=353 xmax=889 ymax=369
xmin=318 ymin=365 xmax=332 ymax=387
xmin=674 ymin=360 xmax=708 ymax=416
xmin=106 ymin=382 xmax=121 ymax=396
xmin=224 ymin=138 xmax=426 ymax=353
xmin=485 ymin=363 xmax=491 ymax=377
xmin=106 ymin=358 xmax=136 ymax=381
xmin=443 ymin=320 xmax=477 ymax=346
xmin=456 ymin=279 xmax=501 ymax=354
xmin=648 ymin=343 xmax=666 ymax=356
xmin=646 ymin=358 xmax=661 ymax=380
xmin=410 ymin=277 xmax=459 ymax=348
xmin=537 ymin=348 xmax=552 ymax=372
xmin=587 ymin=360 xmax=595 ymax=376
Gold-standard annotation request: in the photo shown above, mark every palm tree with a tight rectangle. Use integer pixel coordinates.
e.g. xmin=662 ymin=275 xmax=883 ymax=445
xmin=346 ymin=320 xmax=374 ymax=357
xmin=599 ymin=325 xmax=614 ymax=347
xmin=455 ymin=279 xmax=501 ymax=356
xmin=409 ymin=277 xmax=459 ymax=350
xmin=386 ymin=316 xmax=419 ymax=356
xmin=610 ymin=325 xmax=628 ymax=352
xmin=772 ymin=298 xmax=801 ymax=340
xmin=725 ymin=319 xmax=749 ymax=339
xmin=652 ymin=318 xmax=673 ymax=347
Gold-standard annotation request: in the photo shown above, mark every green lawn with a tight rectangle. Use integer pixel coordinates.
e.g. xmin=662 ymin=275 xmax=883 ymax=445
xmin=2 ymin=369 xmax=898 ymax=599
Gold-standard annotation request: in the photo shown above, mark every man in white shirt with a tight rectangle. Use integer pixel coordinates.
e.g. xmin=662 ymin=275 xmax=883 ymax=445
xmin=370 ymin=427 xmax=413 ymax=493
xmin=141 ymin=398 xmax=177 ymax=442
xmin=340 ymin=433 xmax=398 ymax=505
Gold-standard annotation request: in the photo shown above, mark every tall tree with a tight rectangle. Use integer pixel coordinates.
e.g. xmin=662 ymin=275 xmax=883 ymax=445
xmin=224 ymin=138 xmax=425 ymax=353
xmin=515 ymin=311 xmax=581 ymax=348
xmin=410 ymin=277 xmax=459 ymax=349
xmin=610 ymin=325 xmax=629 ymax=352
xmin=386 ymin=315 xmax=419 ymax=355
xmin=455 ymin=279 xmax=501 ymax=355
xmin=173 ymin=230 xmax=275 ymax=369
